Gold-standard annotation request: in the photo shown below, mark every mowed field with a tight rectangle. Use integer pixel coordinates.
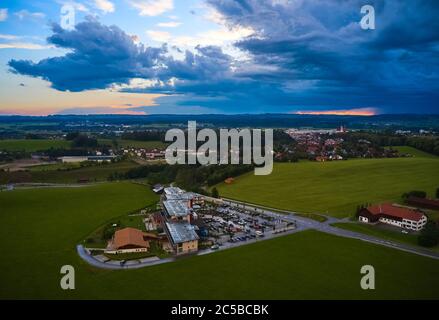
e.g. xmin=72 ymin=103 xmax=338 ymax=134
xmin=387 ymin=146 xmax=438 ymax=159
xmin=217 ymin=150 xmax=439 ymax=218
xmin=0 ymin=182 xmax=439 ymax=299
xmin=98 ymin=139 xmax=167 ymax=149
xmin=0 ymin=139 xmax=71 ymax=152
xmin=0 ymin=160 xmax=140 ymax=184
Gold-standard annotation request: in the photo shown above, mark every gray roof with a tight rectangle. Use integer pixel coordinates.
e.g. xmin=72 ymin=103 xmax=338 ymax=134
xmin=163 ymin=200 xmax=191 ymax=217
xmin=164 ymin=187 xmax=184 ymax=196
xmin=164 ymin=187 xmax=197 ymax=201
xmin=165 ymin=222 xmax=199 ymax=244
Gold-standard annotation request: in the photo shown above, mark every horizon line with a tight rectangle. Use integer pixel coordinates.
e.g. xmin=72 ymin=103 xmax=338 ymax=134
xmin=2 ymin=112 xmax=439 ymax=117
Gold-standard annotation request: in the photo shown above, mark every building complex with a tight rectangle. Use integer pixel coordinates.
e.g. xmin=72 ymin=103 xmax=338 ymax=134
xmin=161 ymin=187 xmax=200 ymax=255
xmin=358 ymin=203 xmax=427 ymax=231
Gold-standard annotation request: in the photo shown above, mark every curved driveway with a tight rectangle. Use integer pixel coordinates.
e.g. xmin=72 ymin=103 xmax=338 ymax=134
xmin=77 ymin=196 xmax=439 ymax=270
xmin=220 ymin=197 xmax=439 ymax=260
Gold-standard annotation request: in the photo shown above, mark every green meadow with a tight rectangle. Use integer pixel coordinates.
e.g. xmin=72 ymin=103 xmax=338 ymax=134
xmin=0 ymin=182 xmax=438 ymax=299
xmin=98 ymin=139 xmax=167 ymax=149
xmin=331 ymin=222 xmax=419 ymax=247
xmin=386 ymin=146 xmax=438 ymax=159
xmin=0 ymin=138 xmax=167 ymax=153
xmin=0 ymin=160 xmax=140 ymax=184
xmin=217 ymin=152 xmax=439 ymax=218
xmin=0 ymin=139 xmax=71 ymax=152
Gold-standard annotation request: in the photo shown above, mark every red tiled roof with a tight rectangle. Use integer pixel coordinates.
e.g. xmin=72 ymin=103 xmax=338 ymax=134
xmin=366 ymin=203 xmax=424 ymax=222
xmin=112 ymin=227 xmax=149 ymax=249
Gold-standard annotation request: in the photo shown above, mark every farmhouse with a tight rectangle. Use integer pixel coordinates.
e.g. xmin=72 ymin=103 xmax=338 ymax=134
xmin=358 ymin=203 xmax=427 ymax=231
xmin=105 ymin=227 xmax=150 ymax=254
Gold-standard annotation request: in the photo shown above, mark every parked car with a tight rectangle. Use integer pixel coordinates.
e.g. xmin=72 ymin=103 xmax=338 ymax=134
xmin=255 ymin=231 xmax=264 ymax=237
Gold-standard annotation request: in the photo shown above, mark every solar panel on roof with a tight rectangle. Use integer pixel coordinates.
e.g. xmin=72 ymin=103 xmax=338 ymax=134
xmin=163 ymin=200 xmax=191 ymax=217
xmin=165 ymin=222 xmax=199 ymax=244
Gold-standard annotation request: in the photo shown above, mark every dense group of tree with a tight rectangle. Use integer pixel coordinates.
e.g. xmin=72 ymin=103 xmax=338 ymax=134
xmin=108 ymin=163 xmax=254 ymax=195
xmin=342 ymin=132 xmax=439 ymax=156
xmin=0 ymin=151 xmax=28 ymax=162
xmin=418 ymin=221 xmax=439 ymax=247
xmin=24 ymin=133 xmax=45 ymax=140
xmin=65 ymin=132 xmax=98 ymax=148
xmin=399 ymin=189 xmax=439 ymax=247
xmin=44 ymin=148 xmax=89 ymax=158
xmin=402 ymin=190 xmax=427 ymax=199
xmin=121 ymin=130 xmax=167 ymax=142
xmin=272 ymin=130 xmax=301 ymax=162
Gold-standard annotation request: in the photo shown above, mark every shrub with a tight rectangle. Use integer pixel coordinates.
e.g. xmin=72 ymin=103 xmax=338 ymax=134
xmin=418 ymin=221 xmax=439 ymax=247
xmin=403 ymin=190 xmax=427 ymax=199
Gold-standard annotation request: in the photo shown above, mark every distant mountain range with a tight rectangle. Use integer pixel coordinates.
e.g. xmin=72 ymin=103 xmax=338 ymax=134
xmin=1 ymin=114 xmax=439 ymax=130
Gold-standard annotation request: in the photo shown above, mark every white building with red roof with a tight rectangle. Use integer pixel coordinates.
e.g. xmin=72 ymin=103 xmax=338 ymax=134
xmin=358 ymin=203 xmax=427 ymax=231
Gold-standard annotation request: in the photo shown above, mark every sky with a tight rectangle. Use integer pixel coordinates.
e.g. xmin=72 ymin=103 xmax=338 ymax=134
xmin=0 ymin=0 xmax=438 ymax=116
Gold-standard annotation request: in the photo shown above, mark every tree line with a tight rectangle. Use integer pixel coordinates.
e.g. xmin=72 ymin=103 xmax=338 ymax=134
xmin=108 ymin=163 xmax=254 ymax=195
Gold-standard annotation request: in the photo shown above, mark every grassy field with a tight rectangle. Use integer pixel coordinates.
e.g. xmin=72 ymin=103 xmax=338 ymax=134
xmin=331 ymin=222 xmax=419 ymax=247
xmin=98 ymin=139 xmax=167 ymax=149
xmin=85 ymin=213 xmax=152 ymax=248
xmin=217 ymin=156 xmax=439 ymax=218
xmin=387 ymin=146 xmax=438 ymax=159
xmin=295 ymin=213 xmax=328 ymax=222
xmin=0 ymin=139 xmax=167 ymax=152
xmin=0 ymin=160 xmax=140 ymax=184
xmin=1 ymin=182 xmax=439 ymax=299
xmin=0 ymin=139 xmax=71 ymax=152
xmin=28 ymin=162 xmax=81 ymax=172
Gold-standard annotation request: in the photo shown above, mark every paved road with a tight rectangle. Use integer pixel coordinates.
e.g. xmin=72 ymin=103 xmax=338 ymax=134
xmin=78 ymin=195 xmax=439 ymax=269
xmin=77 ymin=245 xmax=176 ymax=269
xmin=78 ymin=223 xmax=307 ymax=269
xmin=1 ymin=182 xmax=101 ymax=190
xmin=219 ymin=197 xmax=439 ymax=260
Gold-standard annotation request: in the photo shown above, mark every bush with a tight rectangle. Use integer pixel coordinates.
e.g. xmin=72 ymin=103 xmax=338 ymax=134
xmin=102 ymin=224 xmax=117 ymax=241
xmin=403 ymin=190 xmax=427 ymax=199
xmin=211 ymin=187 xmax=219 ymax=198
xmin=418 ymin=221 xmax=439 ymax=247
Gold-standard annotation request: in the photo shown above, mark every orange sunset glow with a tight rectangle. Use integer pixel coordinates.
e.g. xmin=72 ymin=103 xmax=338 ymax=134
xmin=295 ymin=108 xmax=378 ymax=116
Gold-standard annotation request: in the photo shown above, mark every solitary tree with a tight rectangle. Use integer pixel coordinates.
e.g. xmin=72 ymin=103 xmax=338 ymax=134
xmin=403 ymin=190 xmax=427 ymax=200
xmin=211 ymin=187 xmax=219 ymax=199
xmin=418 ymin=221 xmax=439 ymax=247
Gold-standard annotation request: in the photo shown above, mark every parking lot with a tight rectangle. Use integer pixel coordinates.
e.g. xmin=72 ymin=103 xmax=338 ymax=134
xmin=192 ymin=202 xmax=297 ymax=250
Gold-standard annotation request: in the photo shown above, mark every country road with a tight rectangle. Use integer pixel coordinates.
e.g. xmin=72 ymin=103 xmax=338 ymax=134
xmin=78 ymin=195 xmax=439 ymax=270
xmin=218 ymin=197 xmax=439 ymax=260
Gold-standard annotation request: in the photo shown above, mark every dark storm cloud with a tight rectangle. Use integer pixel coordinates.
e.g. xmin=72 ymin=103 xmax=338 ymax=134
xmin=9 ymin=18 xmax=166 ymax=91
xmin=8 ymin=1 xmax=439 ymax=113
xmin=205 ymin=0 xmax=439 ymax=113
xmin=8 ymin=17 xmax=233 ymax=92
